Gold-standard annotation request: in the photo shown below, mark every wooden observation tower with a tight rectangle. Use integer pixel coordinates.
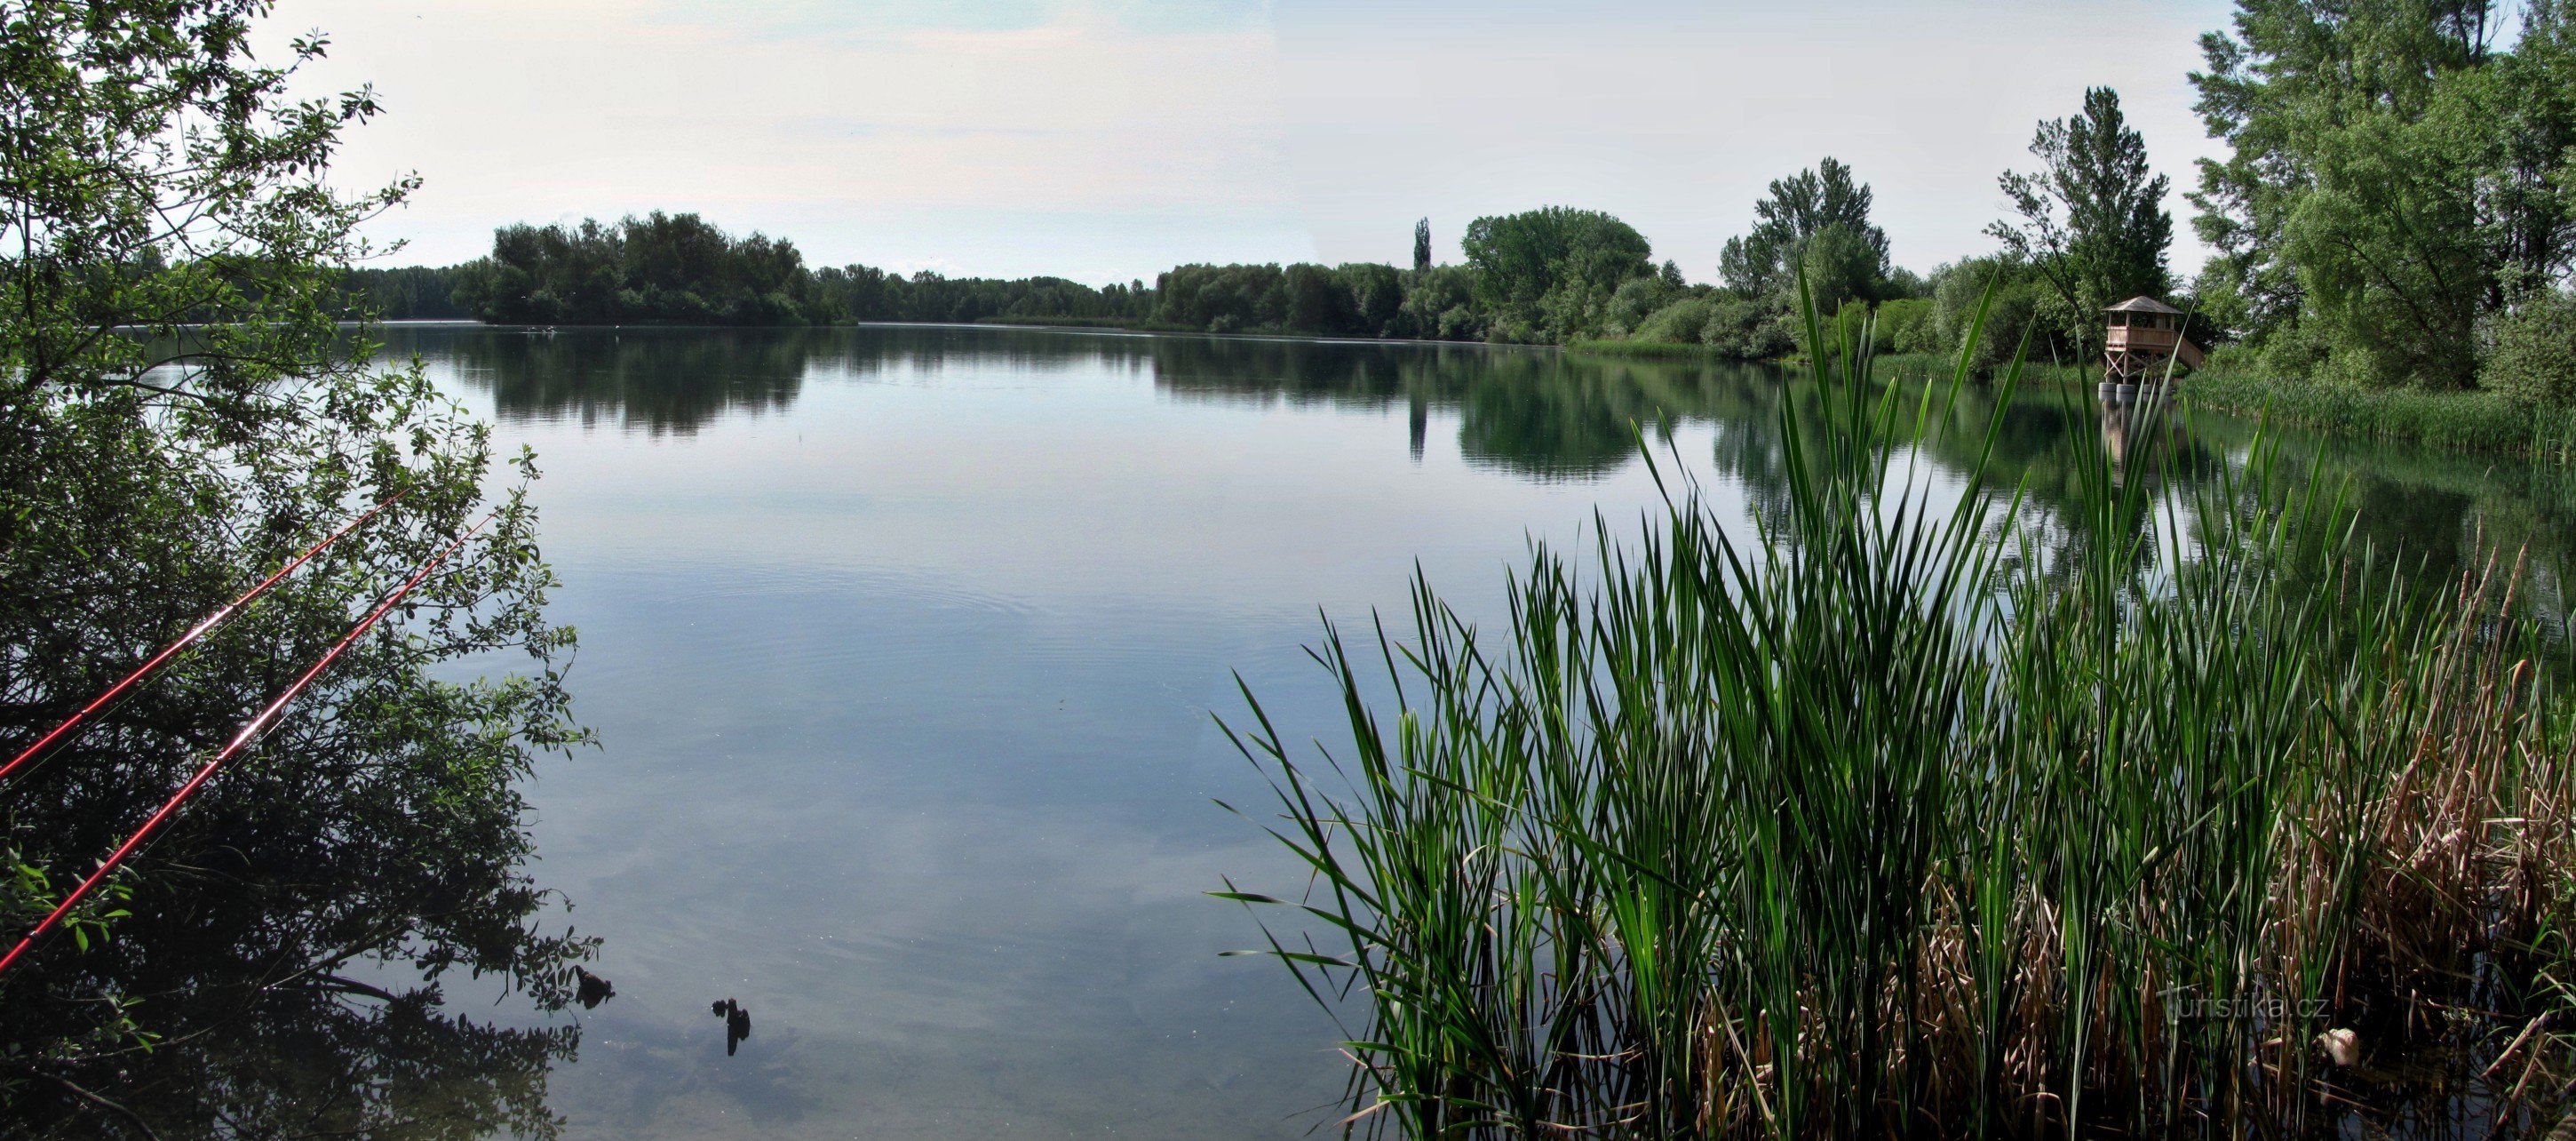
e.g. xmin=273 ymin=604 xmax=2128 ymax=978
xmin=2101 ymin=296 xmax=2203 ymax=397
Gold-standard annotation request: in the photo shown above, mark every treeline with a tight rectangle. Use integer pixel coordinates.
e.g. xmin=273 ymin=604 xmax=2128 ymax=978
xmin=346 ymin=141 xmax=2170 ymax=371
xmin=815 ymin=265 xmax=1150 ymax=325
xmin=395 ymin=208 xmax=1704 ymax=345
xmin=371 ymin=171 xmax=2083 ymax=366
xmin=397 ymin=204 xmax=1815 ymax=349
xmin=342 ymin=265 xmax=470 ymax=320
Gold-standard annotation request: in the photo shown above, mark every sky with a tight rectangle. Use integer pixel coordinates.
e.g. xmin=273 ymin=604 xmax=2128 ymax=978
xmin=268 ymin=0 xmax=2243 ymax=286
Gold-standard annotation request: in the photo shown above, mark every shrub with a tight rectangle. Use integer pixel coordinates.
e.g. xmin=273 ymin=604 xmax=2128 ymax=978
xmin=2482 ymin=290 xmax=2576 ymax=409
xmin=1872 ymin=297 xmax=1933 ymax=355
xmin=1602 ymin=276 xmax=1678 ymax=338
xmin=1705 ymin=298 xmax=1793 ymax=359
xmin=1631 ymin=298 xmax=1715 ymax=345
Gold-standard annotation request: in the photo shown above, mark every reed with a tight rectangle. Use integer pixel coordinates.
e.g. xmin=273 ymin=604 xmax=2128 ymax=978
xmin=1218 ymin=277 xmax=2576 ymax=1137
xmin=1566 ymin=339 xmax=1729 ymax=361
xmin=2185 ymin=366 xmax=2576 ymax=466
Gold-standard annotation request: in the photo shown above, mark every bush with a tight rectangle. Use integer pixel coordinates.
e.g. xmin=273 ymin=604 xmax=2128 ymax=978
xmin=2482 ymin=290 xmax=2576 ymax=409
xmin=1602 ymin=276 xmax=1679 ymax=338
xmin=1632 ymin=298 xmax=1715 ymax=345
xmin=1872 ymin=297 xmax=1933 ymax=355
xmin=1705 ymin=298 xmax=1793 ymax=359
xmin=1920 ymin=258 xmax=2061 ymax=374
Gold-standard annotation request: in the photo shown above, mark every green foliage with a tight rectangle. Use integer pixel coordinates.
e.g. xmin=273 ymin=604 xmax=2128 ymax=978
xmin=2484 ymin=288 xmax=2576 ymax=408
xmin=1706 ymin=297 xmax=1796 ymax=360
xmin=820 ymin=264 xmax=1151 ymax=324
xmin=1631 ymin=297 xmax=1717 ymax=345
xmin=2192 ymin=0 xmax=2576 ymax=390
xmin=1411 ymin=217 xmax=1433 ymax=275
xmin=2190 ymin=363 xmax=2576 ymax=461
xmin=1602 ymin=275 xmax=1683 ymax=338
xmin=1 ymin=1 xmax=590 ymax=1132
xmin=1461 ymin=206 xmax=1658 ymax=341
xmin=1590 ymin=157 xmax=1909 ymax=363
xmin=453 ymin=211 xmax=826 ymax=325
xmin=1991 ymin=86 xmax=2174 ymax=347
xmin=1721 ymin=157 xmax=1891 ymax=308
xmin=1871 ymin=296 xmax=1934 ymax=355
xmin=1340 ymin=261 xmax=1406 ymax=336
xmin=1799 ymin=223 xmax=1883 ymax=315
xmin=341 ymin=264 xmax=470 ymax=319
xmin=1137 ymin=260 xmax=1498 ymax=339
xmin=1402 ymin=264 xmax=1484 ymax=340
xmin=1615 ymin=294 xmax=1798 ymax=361
xmin=1914 ymin=257 xmax=2051 ymax=371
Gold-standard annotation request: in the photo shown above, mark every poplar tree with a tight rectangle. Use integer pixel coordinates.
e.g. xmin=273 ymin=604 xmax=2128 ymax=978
xmin=1990 ymin=86 xmax=2174 ymax=345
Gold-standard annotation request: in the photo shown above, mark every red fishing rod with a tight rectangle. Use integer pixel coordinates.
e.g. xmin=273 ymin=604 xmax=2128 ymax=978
xmin=0 ymin=512 xmax=494 ymax=979
xmin=0 ymin=490 xmax=409 ymax=787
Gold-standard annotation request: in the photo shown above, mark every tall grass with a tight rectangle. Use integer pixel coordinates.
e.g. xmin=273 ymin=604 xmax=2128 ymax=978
xmin=1565 ymin=339 xmax=1734 ymax=362
xmin=1870 ymin=350 xmax=2088 ymax=389
xmin=1218 ymin=279 xmax=2576 ymax=1137
xmin=2187 ymin=366 xmax=2576 ymax=466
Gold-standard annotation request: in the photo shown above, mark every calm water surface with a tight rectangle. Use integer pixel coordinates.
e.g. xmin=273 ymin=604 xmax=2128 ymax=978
xmin=387 ymin=323 xmax=2573 ymax=1138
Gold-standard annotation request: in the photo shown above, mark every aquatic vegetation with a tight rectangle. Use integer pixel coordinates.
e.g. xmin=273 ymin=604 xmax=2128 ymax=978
xmin=2188 ymin=364 xmax=2576 ymax=467
xmin=1220 ymin=281 xmax=2576 ymax=1137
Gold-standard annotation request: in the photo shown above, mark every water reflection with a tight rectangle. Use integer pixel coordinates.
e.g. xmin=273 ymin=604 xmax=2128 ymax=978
xmin=390 ymin=323 xmax=2576 ymax=1137
xmin=453 ymin=328 xmax=810 ymax=435
xmin=442 ymin=325 xmax=2576 ymax=602
xmin=4 ymin=706 xmax=590 ymax=1138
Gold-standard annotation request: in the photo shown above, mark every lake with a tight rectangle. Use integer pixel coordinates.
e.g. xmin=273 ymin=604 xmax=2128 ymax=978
xmin=377 ymin=323 xmax=2572 ymax=1137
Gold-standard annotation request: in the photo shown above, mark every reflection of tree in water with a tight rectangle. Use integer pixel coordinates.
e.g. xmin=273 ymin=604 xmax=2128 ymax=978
xmin=415 ymin=324 xmax=2571 ymax=604
xmin=437 ymin=328 xmax=822 ymax=436
xmin=1452 ymin=359 xmax=1687 ymax=481
xmin=2180 ymin=414 xmax=2576 ymax=614
xmin=1903 ymin=385 xmax=2568 ymax=612
xmin=5 ymin=696 xmax=592 ymax=1138
xmin=4 ymin=565 xmax=593 ymax=1137
xmin=1143 ymin=337 xmax=1793 ymax=481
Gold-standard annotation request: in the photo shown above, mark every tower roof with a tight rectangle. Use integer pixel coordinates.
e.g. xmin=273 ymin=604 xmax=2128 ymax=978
xmin=2104 ymin=295 xmax=2183 ymax=315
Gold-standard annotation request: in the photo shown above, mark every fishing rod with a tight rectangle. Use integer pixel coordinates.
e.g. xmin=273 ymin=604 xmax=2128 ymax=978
xmin=0 ymin=512 xmax=494 ymax=979
xmin=0 ymin=490 xmax=408 ymax=787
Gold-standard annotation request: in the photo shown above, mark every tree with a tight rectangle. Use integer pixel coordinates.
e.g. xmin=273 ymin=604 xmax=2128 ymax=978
xmin=2483 ymin=287 xmax=2576 ymax=407
xmin=1339 ymin=262 xmax=1407 ymax=336
xmin=1721 ymin=157 xmax=1889 ymax=305
xmin=1801 ymin=225 xmax=1886 ymax=319
xmin=1413 ymin=218 xmax=1434 ymax=275
xmin=1461 ymin=206 xmax=1656 ymax=341
xmin=452 ymin=211 xmax=827 ymax=325
xmin=1990 ymin=87 xmax=2174 ymax=349
xmin=2190 ymin=0 xmax=2576 ymax=388
xmin=0 ymin=2 xmax=590 ymax=1132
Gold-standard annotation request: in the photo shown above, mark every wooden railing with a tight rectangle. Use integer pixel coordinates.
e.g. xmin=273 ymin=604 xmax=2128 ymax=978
xmin=2105 ymin=325 xmax=2180 ymax=350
